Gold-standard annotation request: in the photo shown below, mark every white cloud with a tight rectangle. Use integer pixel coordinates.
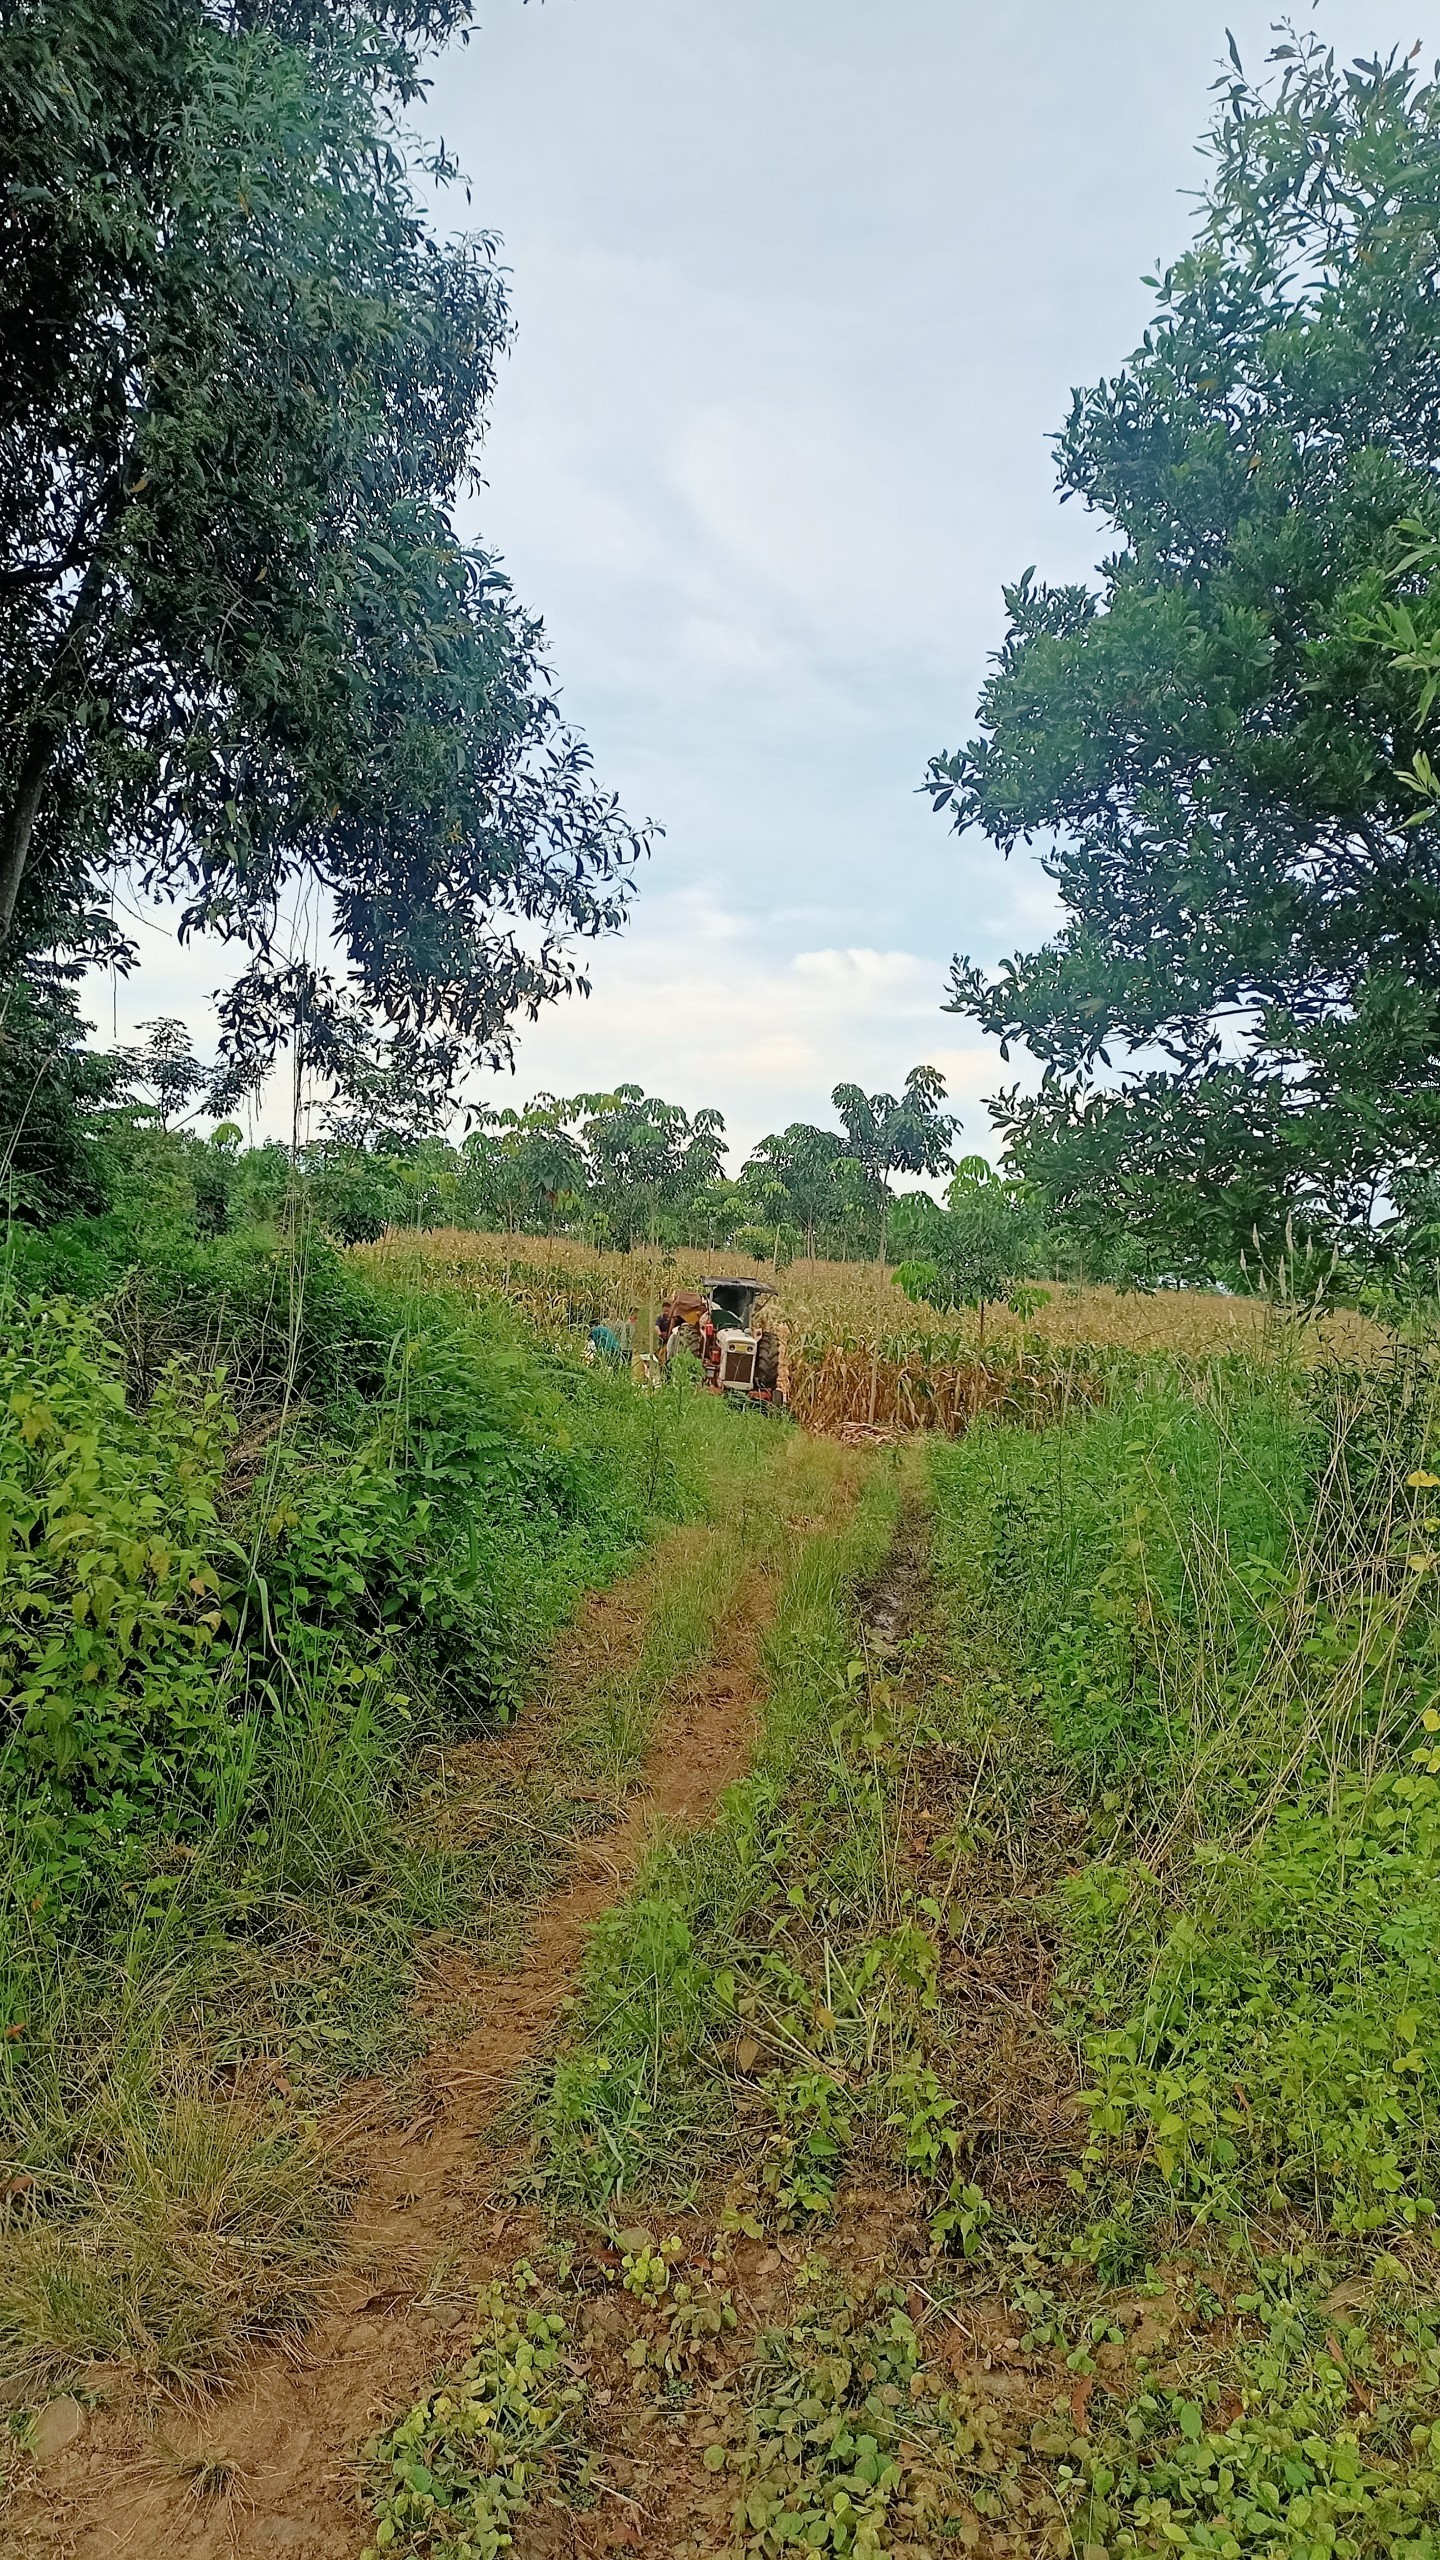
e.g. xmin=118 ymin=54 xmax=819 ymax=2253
xmin=81 ymin=884 xmax=1032 ymax=1168
xmin=483 ymin=889 xmax=1031 ymax=1165
xmin=73 ymin=0 xmax=1408 ymax=1152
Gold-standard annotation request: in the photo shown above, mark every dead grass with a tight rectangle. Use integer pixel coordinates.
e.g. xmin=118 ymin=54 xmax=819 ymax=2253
xmin=0 ymin=2083 xmax=339 ymax=2397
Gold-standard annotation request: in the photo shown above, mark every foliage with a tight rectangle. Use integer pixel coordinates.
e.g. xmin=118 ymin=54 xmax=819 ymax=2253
xmin=1 ymin=0 xmax=644 ymax=1094
xmin=120 ymin=1017 xmax=210 ymax=1130
xmin=828 ymin=1067 xmax=955 ymax=1192
xmin=930 ymin=30 xmax=1440 ymax=1278
xmin=0 ymin=966 xmax=126 ymax=1221
xmin=827 ymin=1070 xmax=957 ymax=1257
xmin=1061 ymin=2255 xmax=1440 ymax=2559
xmin=738 ymin=1124 xmax=886 ymax=1262
xmin=460 ymin=1096 xmax=585 ymax=1235
xmin=569 ymin=1085 xmax=726 ymax=1250
xmin=928 ymin=1353 xmax=1440 ymax=2235
xmin=8 ymin=1020 xmax=959 ymax=1268
xmin=0 ymin=1292 xmax=238 ymax=1907
xmin=247 ymin=1065 xmax=960 ymax=1270
xmin=892 ymin=1157 xmax=1048 ymax=1332
xmin=0 ymin=1160 xmax=794 ymax=2399
xmin=362 ymin=2277 xmax=589 ymax=2560
xmin=0 ymin=1226 xmax=713 ymax=1929
xmin=721 ymin=2287 xmax=957 ymax=2559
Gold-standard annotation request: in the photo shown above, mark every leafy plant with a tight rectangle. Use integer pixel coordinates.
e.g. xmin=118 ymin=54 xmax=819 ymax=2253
xmin=362 ymin=2278 xmax=590 ymax=2558
xmin=893 ymin=1157 xmax=1048 ymax=1343
xmin=1059 ymin=2258 xmax=1440 ymax=2560
xmin=3 ymin=0 xmax=645 ymax=1097
xmin=928 ymin=1351 xmax=1440 ymax=2236
xmin=0 ymin=1289 xmax=240 ymax=1900
xmin=718 ymin=2288 xmax=960 ymax=2560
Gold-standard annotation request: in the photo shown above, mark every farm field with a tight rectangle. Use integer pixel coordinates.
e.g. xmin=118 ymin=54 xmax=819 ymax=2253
xmin=363 ymin=1230 xmax=1390 ymax=1435
xmin=360 ymin=1228 xmax=1375 ymax=1354
xmin=11 ymin=1244 xmax=1440 ymax=2560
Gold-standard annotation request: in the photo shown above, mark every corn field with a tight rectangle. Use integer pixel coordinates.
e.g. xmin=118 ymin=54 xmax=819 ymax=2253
xmin=357 ymin=1230 xmax=1386 ymax=1440
xmin=779 ymin=1333 xmax=1100 ymax=1438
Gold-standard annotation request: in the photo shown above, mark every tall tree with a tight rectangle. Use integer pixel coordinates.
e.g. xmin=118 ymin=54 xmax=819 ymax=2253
xmin=929 ymin=30 xmax=1440 ymax=1278
xmin=740 ymin=1122 xmax=884 ymax=1259
xmin=576 ymin=1086 xmax=726 ymax=1250
xmin=122 ymin=1016 xmax=208 ymax=1129
xmin=462 ymin=1096 xmax=588 ymax=1233
xmin=1 ymin=0 xmax=646 ymax=1105
xmin=829 ymin=1066 xmax=957 ymax=1258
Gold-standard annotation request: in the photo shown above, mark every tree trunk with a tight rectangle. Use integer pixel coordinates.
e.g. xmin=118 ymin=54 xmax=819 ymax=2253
xmin=0 ymin=459 xmax=132 ymax=954
xmin=0 ymin=726 xmax=58 ymax=949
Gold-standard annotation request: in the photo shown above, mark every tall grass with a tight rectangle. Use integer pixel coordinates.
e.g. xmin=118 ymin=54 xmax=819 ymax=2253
xmin=928 ymin=1347 xmax=1440 ymax=2234
xmin=0 ymin=1243 xmax=777 ymax=2397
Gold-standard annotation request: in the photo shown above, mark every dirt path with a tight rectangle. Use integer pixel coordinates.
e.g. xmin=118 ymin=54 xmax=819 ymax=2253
xmin=17 ymin=1510 xmax=821 ymax=2560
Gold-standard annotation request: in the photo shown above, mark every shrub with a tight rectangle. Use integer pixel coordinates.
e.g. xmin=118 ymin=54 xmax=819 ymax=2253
xmin=0 ymin=1290 xmax=241 ymax=1908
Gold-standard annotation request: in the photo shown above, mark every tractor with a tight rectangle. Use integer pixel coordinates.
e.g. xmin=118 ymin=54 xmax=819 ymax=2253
xmin=657 ymin=1276 xmax=783 ymax=1407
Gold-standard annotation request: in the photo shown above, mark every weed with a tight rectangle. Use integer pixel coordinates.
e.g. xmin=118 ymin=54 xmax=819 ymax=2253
xmin=173 ymin=2452 xmax=252 ymax=2510
xmin=1056 ymin=2256 xmax=1440 ymax=2558
xmin=926 ymin=1357 xmax=1440 ymax=2235
xmin=0 ymin=1250 xmax=783 ymax=2397
xmin=0 ymin=2080 xmax=338 ymax=2387
xmin=361 ymin=2276 xmax=592 ymax=2558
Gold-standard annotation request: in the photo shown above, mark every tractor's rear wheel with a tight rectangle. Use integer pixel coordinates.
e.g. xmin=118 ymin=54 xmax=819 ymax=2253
xmin=753 ymin=1329 xmax=780 ymax=1394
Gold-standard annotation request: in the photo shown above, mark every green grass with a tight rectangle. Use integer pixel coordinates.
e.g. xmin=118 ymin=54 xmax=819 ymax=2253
xmin=926 ymin=1353 xmax=1440 ymax=2236
xmin=905 ymin=1354 xmax=1440 ymax=2555
xmin=367 ymin=1348 xmax=1440 ymax=2560
xmin=0 ymin=1243 xmax=795 ymax=2401
xmin=535 ymin=1448 xmax=979 ymax=2220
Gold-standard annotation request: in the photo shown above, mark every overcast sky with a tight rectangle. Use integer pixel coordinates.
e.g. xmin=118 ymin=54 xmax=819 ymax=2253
xmin=104 ymin=0 xmax=1423 ymax=1164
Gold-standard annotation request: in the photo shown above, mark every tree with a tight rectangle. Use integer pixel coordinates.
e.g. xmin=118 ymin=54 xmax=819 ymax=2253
xmin=829 ymin=1066 xmax=957 ymax=1260
xmin=2 ymin=0 xmax=646 ymax=1101
xmin=892 ymin=1159 xmax=1045 ymax=1344
xmin=740 ymin=1123 xmax=880 ymax=1259
xmin=0 ymin=969 xmax=123 ymax=1220
xmin=929 ymin=30 xmax=1440 ymax=1280
xmin=462 ymin=1096 xmax=587 ymax=1232
xmin=314 ymin=1026 xmax=456 ymax=1152
xmin=122 ymin=1016 xmax=208 ymax=1129
xmin=576 ymin=1087 xmax=726 ymax=1250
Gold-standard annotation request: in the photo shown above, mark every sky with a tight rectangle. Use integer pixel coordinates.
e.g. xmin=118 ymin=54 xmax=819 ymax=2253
xmin=98 ymin=0 xmax=1426 ymax=1166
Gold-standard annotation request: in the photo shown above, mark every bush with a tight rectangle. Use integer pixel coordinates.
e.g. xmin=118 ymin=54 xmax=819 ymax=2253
xmin=0 ymin=1291 xmax=241 ymax=1909
xmin=0 ymin=1231 xmax=696 ymax=1948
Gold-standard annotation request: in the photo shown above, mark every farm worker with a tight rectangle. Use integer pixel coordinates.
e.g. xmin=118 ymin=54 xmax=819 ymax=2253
xmin=656 ymin=1294 xmax=706 ymax=1362
xmin=586 ymin=1323 xmax=629 ymax=1365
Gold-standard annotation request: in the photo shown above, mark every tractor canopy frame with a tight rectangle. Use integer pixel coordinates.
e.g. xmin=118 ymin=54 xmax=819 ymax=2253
xmin=700 ymin=1276 xmax=777 ymax=1332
